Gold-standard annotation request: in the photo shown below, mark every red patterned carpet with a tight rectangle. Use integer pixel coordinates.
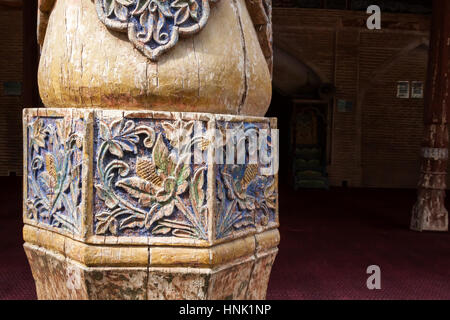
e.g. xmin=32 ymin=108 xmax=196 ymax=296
xmin=0 ymin=177 xmax=449 ymax=300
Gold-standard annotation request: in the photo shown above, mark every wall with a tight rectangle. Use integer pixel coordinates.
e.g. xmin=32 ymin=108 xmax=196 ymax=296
xmin=0 ymin=5 xmax=434 ymax=189
xmin=273 ymin=8 xmax=431 ymax=188
xmin=361 ymin=45 xmax=427 ymax=188
xmin=0 ymin=8 xmax=23 ymax=176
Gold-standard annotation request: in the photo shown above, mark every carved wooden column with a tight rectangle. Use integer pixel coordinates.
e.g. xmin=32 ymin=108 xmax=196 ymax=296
xmin=23 ymin=0 xmax=279 ymax=299
xmin=411 ymin=0 xmax=449 ymax=232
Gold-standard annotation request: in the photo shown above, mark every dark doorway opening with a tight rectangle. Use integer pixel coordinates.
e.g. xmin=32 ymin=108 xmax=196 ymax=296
xmin=290 ymin=101 xmax=329 ymax=189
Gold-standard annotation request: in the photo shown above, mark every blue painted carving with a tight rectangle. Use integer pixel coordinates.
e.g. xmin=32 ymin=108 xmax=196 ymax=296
xmin=95 ymin=0 xmax=212 ymax=61
xmin=25 ymin=114 xmax=277 ymax=241
xmin=93 ymin=117 xmax=209 ymax=239
xmin=26 ymin=117 xmax=85 ymax=235
xmin=215 ymin=122 xmax=277 ymax=240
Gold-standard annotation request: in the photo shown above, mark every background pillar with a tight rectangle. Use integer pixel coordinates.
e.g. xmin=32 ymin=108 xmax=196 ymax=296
xmin=411 ymin=0 xmax=450 ymax=232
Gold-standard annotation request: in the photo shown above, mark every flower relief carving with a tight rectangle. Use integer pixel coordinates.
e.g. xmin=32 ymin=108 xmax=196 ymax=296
xmin=94 ymin=118 xmax=211 ymax=240
xmin=95 ymin=0 xmax=214 ymax=61
xmin=27 ymin=117 xmax=85 ymax=235
xmin=215 ymin=123 xmax=277 ymax=239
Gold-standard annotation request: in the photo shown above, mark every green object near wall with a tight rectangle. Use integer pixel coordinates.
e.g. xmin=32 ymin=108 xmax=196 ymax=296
xmin=292 ymin=104 xmax=329 ymax=190
xmin=337 ymin=99 xmax=353 ymax=113
xmin=3 ymin=81 xmax=22 ymax=96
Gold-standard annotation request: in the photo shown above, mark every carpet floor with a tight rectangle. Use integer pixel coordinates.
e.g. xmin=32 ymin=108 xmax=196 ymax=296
xmin=0 ymin=178 xmax=449 ymax=300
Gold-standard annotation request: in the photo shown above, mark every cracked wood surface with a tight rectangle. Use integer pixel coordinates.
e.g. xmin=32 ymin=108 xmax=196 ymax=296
xmin=411 ymin=0 xmax=449 ymax=232
xmin=37 ymin=0 xmax=272 ymax=116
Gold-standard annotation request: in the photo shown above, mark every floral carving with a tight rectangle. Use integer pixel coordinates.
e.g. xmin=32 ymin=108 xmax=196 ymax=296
xmin=95 ymin=0 xmax=212 ymax=61
xmin=27 ymin=118 xmax=84 ymax=234
xmin=215 ymin=123 xmax=277 ymax=239
xmin=25 ymin=112 xmax=277 ymax=242
xmin=94 ymin=118 xmax=209 ymax=239
xmin=216 ymin=165 xmax=276 ymax=239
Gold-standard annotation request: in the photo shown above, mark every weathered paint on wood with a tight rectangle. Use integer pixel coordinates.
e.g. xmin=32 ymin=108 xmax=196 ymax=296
xmin=27 ymin=0 xmax=277 ymax=300
xmin=37 ymin=0 xmax=272 ymax=116
xmin=23 ymin=108 xmax=279 ymax=299
xmin=411 ymin=0 xmax=449 ymax=232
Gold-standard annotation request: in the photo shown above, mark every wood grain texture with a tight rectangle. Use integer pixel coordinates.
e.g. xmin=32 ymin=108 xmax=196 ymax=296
xmin=23 ymin=106 xmax=279 ymax=300
xmin=24 ymin=227 xmax=279 ymax=299
xmin=411 ymin=0 xmax=449 ymax=232
xmin=37 ymin=0 xmax=272 ymax=116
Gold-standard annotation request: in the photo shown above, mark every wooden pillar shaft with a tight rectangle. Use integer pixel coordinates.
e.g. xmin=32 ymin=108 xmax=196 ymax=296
xmin=411 ymin=0 xmax=450 ymax=232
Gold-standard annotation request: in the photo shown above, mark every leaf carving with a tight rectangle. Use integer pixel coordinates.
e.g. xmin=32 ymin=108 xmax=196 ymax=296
xmin=264 ymin=178 xmax=276 ymax=198
xmin=189 ymin=1 xmax=199 ymax=21
xmin=108 ymin=141 xmax=124 ymax=158
xmin=222 ymin=171 xmax=237 ymax=200
xmin=120 ymin=214 xmax=145 ymax=230
xmin=174 ymin=154 xmax=191 ymax=185
xmin=133 ymin=0 xmax=151 ymax=15
xmin=30 ymin=119 xmax=47 ymax=152
xmin=174 ymin=6 xmax=190 ymax=25
xmin=190 ymin=166 xmax=205 ymax=209
xmin=104 ymin=0 xmax=116 ymax=17
xmin=39 ymin=171 xmax=56 ymax=192
xmin=172 ymin=0 xmax=199 ymax=24
xmin=116 ymin=177 xmax=154 ymax=207
xmin=96 ymin=220 xmax=109 ymax=235
xmin=109 ymin=219 xmax=119 ymax=235
xmin=172 ymin=229 xmax=195 ymax=238
xmin=114 ymin=3 xmax=129 ymax=21
xmin=152 ymin=134 xmax=170 ymax=174
xmin=233 ymin=216 xmax=254 ymax=229
xmin=116 ymin=0 xmax=133 ymax=5
xmin=95 ymin=213 xmax=119 ymax=236
xmin=176 ymin=181 xmax=189 ymax=195
xmin=99 ymin=121 xmax=111 ymax=141
xmin=95 ymin=184 xmax=118 ymax=209
xmin=152 ymin=226 xmax=172 ymax=235
xmin=135 ymin=125 xmax=156 ymax=148
xmin=146 ymin=201 xmax=175 ymax=229
xmin=158 ymin=218 xmax=193 ymax=230
xmin=217 ymin=179 xmax=224 ymax=201
xmin=161 ymin=122 xmax=177 ymax=143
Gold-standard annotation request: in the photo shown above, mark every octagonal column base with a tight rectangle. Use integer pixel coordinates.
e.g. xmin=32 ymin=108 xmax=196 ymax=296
xmin=23 ymin=108 xmax=279 ymax=300
xmin=24 ymin=228 xmax=278 ymax=300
